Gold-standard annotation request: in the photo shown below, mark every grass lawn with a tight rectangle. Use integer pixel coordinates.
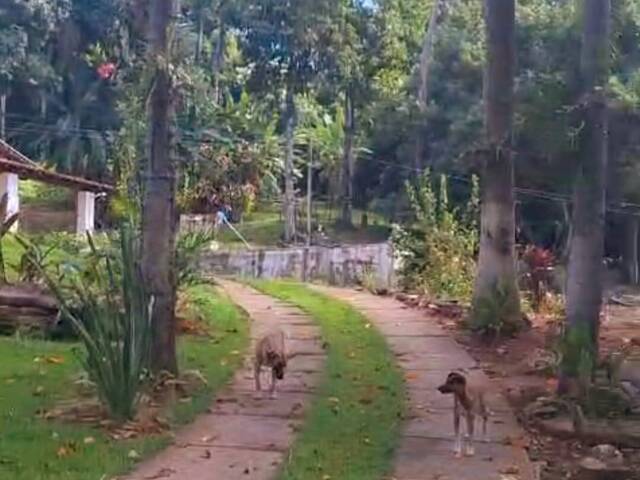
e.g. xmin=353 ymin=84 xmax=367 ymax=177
xmin=0 ymin=283 xmax=248 ymax=480
xmin=250 ymin=280 xmax=405 ymax=480
xmin=217 ymin=205 xmax=391 ymax=248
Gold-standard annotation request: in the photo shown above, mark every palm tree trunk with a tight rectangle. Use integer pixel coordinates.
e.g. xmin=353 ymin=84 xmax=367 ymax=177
xmin=340 ymin=88 xmax=355 ymax=227
xmin=564 ymin=0 xmax=610 ymax=360
xmin=283 ymin=85 xmax=297 ymax=243
xmin=142 ymin=0 xmax=178 ymax=375
xmin=472 ymin=0 xmax=522 ymax=331
xmin=558 ymin=0 xmax=610 ymax=396
xmin=212 ymin=25 xmax=226 ymax=104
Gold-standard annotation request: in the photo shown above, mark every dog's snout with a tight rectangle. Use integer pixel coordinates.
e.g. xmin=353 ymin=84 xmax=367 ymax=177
xmin=437 ymin=384 xmax=450 ymax=393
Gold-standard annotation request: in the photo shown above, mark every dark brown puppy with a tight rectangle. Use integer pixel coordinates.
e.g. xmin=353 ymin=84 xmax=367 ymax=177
xmin=254 ymin=330 xmax=288 ymax=399
xmin=437 ymin=371 xmax=489 ymax=457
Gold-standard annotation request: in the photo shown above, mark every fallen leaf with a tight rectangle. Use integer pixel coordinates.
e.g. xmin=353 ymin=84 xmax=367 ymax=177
xmin=405 ymin=373 xmax=419 ymax=381
xmin=499 ymin=465 xmax=520 ymax=475
xmin=83 ymin=437 xmax=96 ymax=445
xmin=363 ymin=437 xmax=371 ymax=445
xmin=33 ymin=386 xmax=45 ymax=396
xmin=328 ymin=397 xmax=340 ymax=404
xmin=45 ymin=356 xmax=65 ymax=365
xmin=144 ymin=468 xmax=176 ymax=479
xmin=56 ymin=447 xmax=70 ymax=458
xmin=128 ymin=449 xmax=140 ymax=460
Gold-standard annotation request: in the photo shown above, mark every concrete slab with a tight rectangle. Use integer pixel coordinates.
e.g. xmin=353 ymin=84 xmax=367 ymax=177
xmin=394 ymin=437 xmax=533 ymax=480
xmin=122 ymin=446 xmax=282 ymax=480
xmin=310 ymin=285 xmax=533 ymax=480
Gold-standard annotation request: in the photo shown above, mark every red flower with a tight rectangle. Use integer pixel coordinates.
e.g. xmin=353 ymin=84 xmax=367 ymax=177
xmin=97 ymin=62 xmax=116 ymax=80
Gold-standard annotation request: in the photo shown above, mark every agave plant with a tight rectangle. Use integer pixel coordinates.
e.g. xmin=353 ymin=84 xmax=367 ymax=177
xmin=35 ymin=223 xmax=153 ymax=421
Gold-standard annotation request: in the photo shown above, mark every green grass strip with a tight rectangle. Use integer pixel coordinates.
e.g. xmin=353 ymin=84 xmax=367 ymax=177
xmin=0 ymin=284 xmax=248 ymax=480
xmin=251 ymin=280 xmax=405 ymax=480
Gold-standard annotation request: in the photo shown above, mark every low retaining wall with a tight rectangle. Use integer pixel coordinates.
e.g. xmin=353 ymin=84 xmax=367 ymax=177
xmin=199 ymin=242 xmax=395 ymax=289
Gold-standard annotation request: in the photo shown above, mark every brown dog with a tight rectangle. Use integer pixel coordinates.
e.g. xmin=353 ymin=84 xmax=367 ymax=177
xmin=254 ymin=330 xmax=288 ymax=399
xmin=437 ymin=371 xmax=489 ymax=457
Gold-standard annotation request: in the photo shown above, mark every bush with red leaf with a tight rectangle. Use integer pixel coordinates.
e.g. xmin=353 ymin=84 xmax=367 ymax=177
xmin=521 ymin=245 xmax=556 ymax=311
xmin=97 ymin=62 xmax=116 ymax=80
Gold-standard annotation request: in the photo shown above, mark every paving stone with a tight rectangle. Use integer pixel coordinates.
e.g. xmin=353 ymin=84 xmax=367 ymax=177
xmin=393 ymin=436 xmax=534 ymax=480
xmin=123 ymin=446 xmax=282 ymax=480
xmin=211 ymin=391 xmax=311 ymax=419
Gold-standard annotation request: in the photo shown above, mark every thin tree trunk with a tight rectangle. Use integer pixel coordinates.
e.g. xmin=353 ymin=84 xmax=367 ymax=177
xmin=283 ymin=86 xmax=297 ymax=243
xmin=340 ymin=89 xmax=355 ymax=227
xmin=0 ymin=93 xmax=6 ymax=139
xmin=195 ymin=14 xmax=204 ymax=63
xmin=560 ymin=0 xmax=610 ymax=395
xmin=142 ymin=0 xmax=178 ymax=375
xmin=623 ymin=215 xmax=639 ymax=285
xmin=472 ymin=0 xmax=522 ymax=331
xmin=212 ymin=25 xmax=226 ymax=104
xmin=413 ymin=0 xmax=446 ymax=172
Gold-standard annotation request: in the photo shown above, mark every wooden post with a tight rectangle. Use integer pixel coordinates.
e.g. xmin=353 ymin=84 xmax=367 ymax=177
xmin=76 ymin=191 xmax=95 ymax=234
xmin=0 ymin=173 xmax=19 ymax=232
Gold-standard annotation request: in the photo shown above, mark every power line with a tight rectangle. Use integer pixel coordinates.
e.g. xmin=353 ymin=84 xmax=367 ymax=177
xmin=5 ymin=115 xmax=640 ymax=217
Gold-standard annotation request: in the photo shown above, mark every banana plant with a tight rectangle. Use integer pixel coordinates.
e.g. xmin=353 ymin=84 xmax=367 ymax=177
xmin=0 ymin=192 xmax=19 ymax=283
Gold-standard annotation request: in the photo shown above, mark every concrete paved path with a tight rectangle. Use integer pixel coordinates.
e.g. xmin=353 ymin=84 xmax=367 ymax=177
xmin=312 ymin=285 xmax=534 ymax=480
xmin=122 ymin=280 xmax=325 ymax=480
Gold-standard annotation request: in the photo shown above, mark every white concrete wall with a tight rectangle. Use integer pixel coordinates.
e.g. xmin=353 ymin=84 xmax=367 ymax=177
xmin=199 ymin=242 xmax=396 ymax=289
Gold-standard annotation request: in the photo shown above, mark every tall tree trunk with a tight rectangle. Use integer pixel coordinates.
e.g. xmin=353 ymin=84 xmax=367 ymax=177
xmin=211 ymin=25 xmax=226 ymax=104
xmin=622 ymin=215 xmax=639 ymax=285
xmin=471 ymin=0 xmax=522 ymax=331
xmin=340 ymin=88 xmax=355 ymax=227
xmin=283 ymin=85 xmax=297 ymax=244
xmin=413 ymin=0 xmax=446 ymax=172
xmin=142 ymin=0 xmax=178 ymax=375
xmin=195 ymin=14 xmax=204 ymax=63
xmin=560 ymin=0 xmax=610 ymax=394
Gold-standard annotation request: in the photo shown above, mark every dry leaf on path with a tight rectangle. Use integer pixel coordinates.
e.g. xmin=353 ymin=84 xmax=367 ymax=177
xmin=144 ymin=468 xmax=176 ymax=479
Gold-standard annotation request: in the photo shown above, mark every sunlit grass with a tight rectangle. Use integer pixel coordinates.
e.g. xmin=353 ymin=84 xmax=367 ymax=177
xmin=0 ymin=284 xmax=248 ymax=480
xmin=251 ymin=280 xmax=405 ymax=480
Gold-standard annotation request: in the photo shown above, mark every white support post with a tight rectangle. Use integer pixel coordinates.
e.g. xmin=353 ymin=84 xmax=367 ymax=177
xmin=0 ymin=172 xmax=19 ymax=231
xmin=76 ymin=191 xmax=95 ymax=234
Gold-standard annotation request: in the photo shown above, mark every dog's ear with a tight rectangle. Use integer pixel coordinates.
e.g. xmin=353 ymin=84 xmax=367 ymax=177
xmin=447 ymin=372 xmax=466 ymax=385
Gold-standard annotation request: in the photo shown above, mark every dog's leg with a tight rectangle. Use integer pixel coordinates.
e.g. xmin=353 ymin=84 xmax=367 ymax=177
xmin=464 ymin=413 xmax=475 ymax=456
xmin=453 ymin=399 xmax=462 ymax=458
xmin=269 ymin=369 xmax=278 ymax=399
xmin=481 ymin=413 xmax=488 ymax=440
xmin=254 ymin=360 xmax=263 ymax=399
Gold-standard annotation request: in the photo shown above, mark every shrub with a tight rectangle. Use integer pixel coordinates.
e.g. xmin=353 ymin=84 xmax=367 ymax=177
xmin=36 ymin=224 xmax=153 ymax=421
xmin=391 ymin=170 xmax=478 ymax=302
xmin=176 ymin=230 xmax=216 ymax=286
xmin=470 ymin=281 xmax=522 ymax=338
xmin=521 ymin=244 xmax=556 ymax=311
